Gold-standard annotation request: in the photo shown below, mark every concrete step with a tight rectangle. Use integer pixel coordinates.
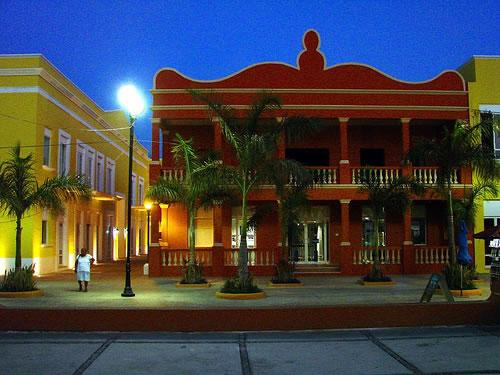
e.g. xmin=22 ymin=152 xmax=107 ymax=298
xmin=295 ymin=264 xmax=341 ymax=276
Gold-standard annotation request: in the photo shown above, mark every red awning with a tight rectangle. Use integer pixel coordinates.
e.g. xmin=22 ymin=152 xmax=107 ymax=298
xmin=474 ymin=225 xmax=500 ymax=239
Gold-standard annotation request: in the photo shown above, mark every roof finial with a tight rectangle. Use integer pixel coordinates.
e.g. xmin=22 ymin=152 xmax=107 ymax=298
xmin=298 ymin=29 xmax=325 ymax=72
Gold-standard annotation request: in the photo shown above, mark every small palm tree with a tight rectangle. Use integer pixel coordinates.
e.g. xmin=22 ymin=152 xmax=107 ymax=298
xmin=360 ymin=175 xmax=423 ymax=280
xmin=408 ymin=118 xmax=500 ymax=264
xmin=0 ymin=144 xmax=91 ymax=271
xmin=192 ymin=91 xmax=319 ymax=289
xmin=147 ymin=133 xmax=228 ymax=283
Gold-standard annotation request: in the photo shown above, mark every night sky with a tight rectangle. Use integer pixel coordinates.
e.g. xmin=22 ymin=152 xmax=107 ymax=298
xmin=1 ymin=0 xmax=499 ymax=154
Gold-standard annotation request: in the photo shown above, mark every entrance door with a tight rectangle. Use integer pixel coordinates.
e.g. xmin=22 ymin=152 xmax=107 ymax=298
xmin=289 ymin=222 xmax=328 ymax=263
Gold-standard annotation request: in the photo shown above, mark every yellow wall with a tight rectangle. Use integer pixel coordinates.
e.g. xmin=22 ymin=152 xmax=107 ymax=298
xmin=458 ymin=56 xmax=500 ymax=272
xmin=0 ymin=54 xmax=150 ymax=274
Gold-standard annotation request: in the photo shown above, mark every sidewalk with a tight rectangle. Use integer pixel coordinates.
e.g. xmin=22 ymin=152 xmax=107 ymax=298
xmin=0 ymin=259 xmax=497 ymax=331
xmin=0 ymin=259 xmax=492 ymax=309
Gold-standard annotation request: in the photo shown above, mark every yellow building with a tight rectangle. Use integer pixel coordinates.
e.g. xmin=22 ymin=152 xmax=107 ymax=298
xmin=0 ymin=54 xmax=150 ymax=275
xmin=458 ymin=55 xmax=500 ymax=273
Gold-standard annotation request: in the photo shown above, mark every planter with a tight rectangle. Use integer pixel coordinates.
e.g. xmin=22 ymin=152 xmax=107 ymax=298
xmin=215 ymin=291 xmax=266 ymax=300
xmin=450 ymin=289 xmax=482 ymax=297
xmin=176 ymin=282 xmax=211 ymax=288
xmin=0 ymin=289 xmax=44 ymax=298
xmin=358 ymin=280 xmax=396 ymax=286
xmin=268 ymin=281 xmax=304 ymax=288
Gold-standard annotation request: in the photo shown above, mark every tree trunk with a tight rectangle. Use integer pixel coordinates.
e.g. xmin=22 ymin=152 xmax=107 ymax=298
xmin=447 ymin=185 xmax=457 ymax=264
xmin=238 ymin=194 xmax=250 ymax=287
xmin=188 ymin=206 xmax=196 ymax=266
xmin=371 ymin=213 xmax=382 ymax=278
xmin=15 ymin=215 xmax=22 ymax=271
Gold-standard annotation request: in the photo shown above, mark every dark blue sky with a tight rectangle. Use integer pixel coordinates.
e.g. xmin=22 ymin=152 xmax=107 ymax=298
xmin=1 ymin=0 xmax=499 ymax=154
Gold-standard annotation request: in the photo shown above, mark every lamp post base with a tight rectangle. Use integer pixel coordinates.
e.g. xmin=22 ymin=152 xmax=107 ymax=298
xmin=121 ymin=287 xmax=135 ymax=297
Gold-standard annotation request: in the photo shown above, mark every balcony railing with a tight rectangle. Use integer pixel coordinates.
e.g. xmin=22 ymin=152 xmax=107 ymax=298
xmin=351 ymin=167 xmax=401 ymax=184
xmin=414 ymin=246 xmax=449 ymax=264
xmin=224 ymin=249 xmax=276 ymax=266
xmin=160 ymin=166 xmax=463 ymax=186
xmin=352 ymin=246 xmax=401 ymax=265
xmin=160 ymin=248 xmax=213 ymax=266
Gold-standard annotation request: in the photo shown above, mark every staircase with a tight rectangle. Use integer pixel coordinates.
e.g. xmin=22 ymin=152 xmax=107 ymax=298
xmin=294 ymin=264 xmax=341 ymax=276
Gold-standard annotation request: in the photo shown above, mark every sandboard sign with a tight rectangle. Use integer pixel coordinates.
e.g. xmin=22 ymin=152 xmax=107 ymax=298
xmin=420 ymin=273 xmax=454 ymax=303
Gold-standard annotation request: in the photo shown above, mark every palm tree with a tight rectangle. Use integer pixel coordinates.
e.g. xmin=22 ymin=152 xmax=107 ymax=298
xmin=147 ymin=133 xmax=228 ymax=283
xmin=192 ymin=91 xmax=319 ymax=289
xmin=0 ymin=144 xmax=91 ymax=271
xmin=408 ymin=119 xmax=500 ymax=264
xmin=360 ymin=175 xmax=423 ymax=280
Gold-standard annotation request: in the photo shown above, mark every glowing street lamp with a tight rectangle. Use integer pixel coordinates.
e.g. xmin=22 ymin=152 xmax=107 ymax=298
xmin=118 ymin=84 xmax=145 ymax=297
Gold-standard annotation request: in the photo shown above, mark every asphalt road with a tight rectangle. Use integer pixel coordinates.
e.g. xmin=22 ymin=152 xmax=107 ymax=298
xmin=1 ymin=326 xmax=499 ymax=375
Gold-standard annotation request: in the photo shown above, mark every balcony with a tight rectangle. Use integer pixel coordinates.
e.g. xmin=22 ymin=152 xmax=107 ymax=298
xmin=160 ymin=166 xmax=465 ymax=186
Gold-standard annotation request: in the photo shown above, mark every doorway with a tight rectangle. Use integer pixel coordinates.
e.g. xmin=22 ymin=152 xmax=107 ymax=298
xmin=289 ymin=222 xmax=328 ymax=263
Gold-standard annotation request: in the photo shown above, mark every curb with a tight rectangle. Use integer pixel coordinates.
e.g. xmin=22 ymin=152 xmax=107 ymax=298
xmin=0 ymin=289 xmax=44 ymax=298
xmin=175 ymin=282 xmax=211 ymax=288
xmin=215 ymin=291 xmax=267 ymax=300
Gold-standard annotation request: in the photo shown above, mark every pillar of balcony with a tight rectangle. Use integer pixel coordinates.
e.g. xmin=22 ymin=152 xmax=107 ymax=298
xmin=277 ymin=117 xmax=285 ymax=159
xmin=212 ymin=119 xmax=225 ymax=274
xmin=152 ymin=121 xmax=160 ymax=161
xmin=338 ymin=118 xmax=350 ymax=184
xmin=402 ymin=207 xmax=414 ymax=274
xmin=401 ymin=118 xmax=411 ymax=178
xmin=161 ymin=129 xmax=169 ymax=169
xmin=339 ymin=199 xmax=351 ymax=273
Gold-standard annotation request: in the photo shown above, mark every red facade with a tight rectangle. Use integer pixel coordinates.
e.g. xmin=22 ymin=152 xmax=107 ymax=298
xmin=149 ymin=30 xmax=470 ymax=277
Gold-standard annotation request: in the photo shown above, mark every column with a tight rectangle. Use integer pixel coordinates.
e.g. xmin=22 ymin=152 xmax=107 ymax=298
xmin=401 ymin=118 xmax=411 ymax=177
xmin=161 ymin=129 xmax=169 ymax=168
xmin=339 ymin=199 xmax=351 ymax=273
xmin=277 ymin=117 xmax=285 ymax=159
xmin=402 ymin=207 xmax=413 ymax=274
xmin=152 ymin=121 xmax=160 ymax=161
xmin=148 ymin=204 xmax=161 ymax=276
xmin=212 ymin=119 xmax=225 ymax=275
xmin=339 ymin=118 xmax=350 ymax=184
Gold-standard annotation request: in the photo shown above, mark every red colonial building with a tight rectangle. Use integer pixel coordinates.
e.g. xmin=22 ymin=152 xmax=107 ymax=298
xmin=148 ymin=30 xmax=470 ymax=277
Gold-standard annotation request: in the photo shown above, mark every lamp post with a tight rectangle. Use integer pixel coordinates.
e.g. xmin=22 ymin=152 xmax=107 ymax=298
xmin=118 ymin=84 xmax=145 ymax=297
xmin=144 ymin=201 xmax=152 ymax=266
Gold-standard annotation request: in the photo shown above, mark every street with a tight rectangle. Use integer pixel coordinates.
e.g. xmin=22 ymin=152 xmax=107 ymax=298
xmin=1 ymin=326 xmax=499 ymax=375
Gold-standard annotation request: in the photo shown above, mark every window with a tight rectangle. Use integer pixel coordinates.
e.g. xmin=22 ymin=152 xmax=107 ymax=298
xmin=96 ymin=153 xmax=104 ymax=192
xmin=231 ymin=207 xmax=256 ymax=248
xmin=43 ymin=129 xmax=51 ymax=167
xmin=131 ymin=173 xmax=137 ymax=206
xmin=360 ymin=149 xmax=385 ymax=166
xmin=106 ymin=159 xmax=115 ymax=195
xmin=361 ymin=206 xmax=385 ymax=246
xmin=41 ymin=209 xmax=48 ymax=245
xmin=411 ymin=205 xmax=427 ymax=245
xmin=285 ymin=148 xmax=330 ymax=166
xmin=58 ymin=130 xmax=71 ymax=176
xmin=195 ymin=208 xmax=214 ymax=247
xmin=479 ymin=105 xmax=500 ymax=159
xmin=76 ymin=142 xmax=85 ymax=177
xmin=85 ymin=147 xmax=95 ymax=189
xmin=138 ymin=177 xmax=145 ymax=206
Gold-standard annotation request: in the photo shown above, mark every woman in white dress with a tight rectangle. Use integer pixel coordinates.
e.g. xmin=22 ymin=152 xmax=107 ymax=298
xmin=75 ymin=248 xmax=95 ymax=292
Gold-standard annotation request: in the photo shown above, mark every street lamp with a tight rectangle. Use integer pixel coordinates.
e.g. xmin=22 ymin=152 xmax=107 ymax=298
xmin=144 ymin=201 xmax=152 ymax=266
xmin=118 ymin=84 xmax=145 ymax=297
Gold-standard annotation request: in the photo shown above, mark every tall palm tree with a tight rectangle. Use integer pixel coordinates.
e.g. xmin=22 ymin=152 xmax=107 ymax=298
xmin=147 ymin=133 xmax=228 ymax=282
xmin=192 ymin=91 xmax=319 ymax=288
xmin=0 ymin=144 xmax=91 ymax=271
xmin=408 ymin=119 xmax=500 ymax=264
xmin=360 ymin=175 xmax=423 ymax=280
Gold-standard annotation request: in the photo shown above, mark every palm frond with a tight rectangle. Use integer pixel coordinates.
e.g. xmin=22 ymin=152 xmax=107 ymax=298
xmin=147 ymin=177 xmax=185 ymax=204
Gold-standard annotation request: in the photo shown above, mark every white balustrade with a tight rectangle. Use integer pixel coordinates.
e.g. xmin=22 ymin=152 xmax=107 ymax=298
xmin=351 ymin=168 xmax=401 ymax=184
xmin=161 ymin=249 xmax=213 ymax=266
xmin=415 ymin=246 xmax=449 ymax=264
xmin=413 ymin=168 xmax=459 ymax=184
xmin=161 ymin=169 xmax=185 ymax=182
xmin=352 ymin=247 xmax=401 ymax=265
xmin=224 ymin=249 xmax=275 ymax=266
xmin=309 ymin=167 xmax=337 ymax=185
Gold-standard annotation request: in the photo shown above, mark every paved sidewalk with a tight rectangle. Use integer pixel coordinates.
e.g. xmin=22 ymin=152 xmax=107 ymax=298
xmin=1 ymin=326 xmax=499 ymax=374
xmin=0 ymin=260 xmax=492 ymax=310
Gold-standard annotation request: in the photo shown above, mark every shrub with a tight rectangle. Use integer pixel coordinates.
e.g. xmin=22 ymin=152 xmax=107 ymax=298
xmin=180 ymin=261 xmax=207 ymax=284
xmin=0 ymin=264 xmax=37 ymax=292
xmin=220 ymin=274 xmax=261 ymax=294
xmin=271 ymin=260 xmax=301 ymax=284
xmin=362 ymin=265 xmax=392 ymax=282
xmin=443 ymin=263 xmax=476 ymax=290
